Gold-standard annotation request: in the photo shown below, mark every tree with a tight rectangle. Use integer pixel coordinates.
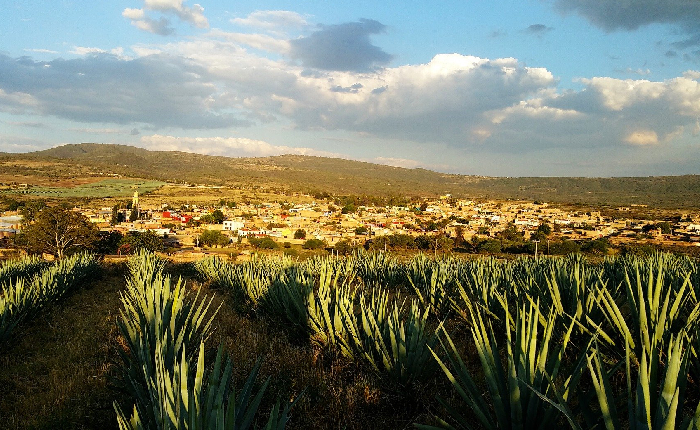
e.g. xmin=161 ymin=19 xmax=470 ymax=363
xmin=19 ymin=200 xmax=47 ymax=222
xmin=199 ymin=229 xmax=230 ymax=247
xmin=96 ymin=230 xmax=124 ymax=255
xmin=248 ymin=236 xmax=279 ymax=249
xmin=354 ymin=226 xmax=368 ymax=235
xmin=537 ymin=222 xmax=552 ymax=236
xmin=294 ymin=229 xmax=307 ymax=239
xmin=129 ymin=208 xmax=138 ymax=222
xmin=112 ymin=205 xmax=126 ymax=225
xmin=20 ymin=206 xmax=99 ymax=259
xmin=302 ymin=238 xmax=326 ymax=250
xmin=201 ymin=209 xmax=225 ymax=224
xmin=334 ymin=239 xmax=355 ymax=255
xmin=453 ymin=225 xmax=466 ymax=248
xmin=119 ymin=230 xmax=164 ymax=254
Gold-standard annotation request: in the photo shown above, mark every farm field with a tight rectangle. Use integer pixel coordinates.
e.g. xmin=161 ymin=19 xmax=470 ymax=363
xmin=1 ymin=179 xmax=166 ymax=199
xmin=1 ymin=251 xmax=699 ymax=429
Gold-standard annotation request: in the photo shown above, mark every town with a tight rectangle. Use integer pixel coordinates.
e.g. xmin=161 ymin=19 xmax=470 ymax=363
xmin=4 ymin=183 xmax=698 ymax=258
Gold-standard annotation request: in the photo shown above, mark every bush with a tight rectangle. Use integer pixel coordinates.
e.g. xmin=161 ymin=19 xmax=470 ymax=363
xmin=294 ymin=229 xmax=306 ymax=239
xmin=248 ymin=236 xmax=279 ymax=249
xmin=119 ymin=231 xmax=165 ymax=254
xmin=334 ymin=239 xmax=355 ymax=255
xmin=477 ymin=239 xmax=502 ymax=254
xmin=581 ymin=237 xmax=610 ymax=254
xmin=199 ymin=229 xmax=230 ymax=247
xmin=549 ymin=239 xmax=581 ymax=255
xmin=302 ymin=238 xmax=326 ymax=250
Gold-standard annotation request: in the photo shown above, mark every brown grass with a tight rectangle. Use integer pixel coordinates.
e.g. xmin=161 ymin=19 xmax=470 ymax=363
xmin=0 ymin=262 xmax=128 ymax=430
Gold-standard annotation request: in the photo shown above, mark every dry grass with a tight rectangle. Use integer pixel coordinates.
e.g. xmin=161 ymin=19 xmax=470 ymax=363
xmin=187 ymin=269 xmax=459 ymax=430
xmin=0 ymin=260 xmax=465 ymax=429
xmin=0 ymin=262 xmax=128 ymax=430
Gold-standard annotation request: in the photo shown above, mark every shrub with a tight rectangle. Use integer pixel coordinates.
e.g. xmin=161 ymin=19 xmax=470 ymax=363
xmin=302 ymin=238 xmax=327 ymax=250
xmin=198 ymin=229 xmax=230 ymax=247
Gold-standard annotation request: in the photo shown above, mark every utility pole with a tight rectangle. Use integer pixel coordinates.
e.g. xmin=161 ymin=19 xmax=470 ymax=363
xmin=533 ymin=239 xmax=540 ymax=258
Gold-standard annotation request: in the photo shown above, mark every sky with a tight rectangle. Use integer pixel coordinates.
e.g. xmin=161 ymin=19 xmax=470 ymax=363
xmin=2 ymin=1 xmax=700 ymax=177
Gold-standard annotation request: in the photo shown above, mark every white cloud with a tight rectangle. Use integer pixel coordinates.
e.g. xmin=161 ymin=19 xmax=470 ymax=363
xmin=143 ymin=0 xmax=208 ymax=28
xmin=373 ymin=157 xmax=422 ymax=169
xmin=70 ymin=46 xmax=128 ymax=59
xmin=231 ymin=10 xmax=308 ymax=32
xmin=138 ymin=134 xmax=339 ymax=158
xmin=24 ymin=48 xmax=59 ymax=54
xmin=0 ymin=88 xmax=39 ymax=114
xmin=625 ymin=130 xmax=659 ymax=145
xmin=122 ymin=8 xmax=145 ymax=20
xmin=123 ymin=0 xmax=207 ymax=35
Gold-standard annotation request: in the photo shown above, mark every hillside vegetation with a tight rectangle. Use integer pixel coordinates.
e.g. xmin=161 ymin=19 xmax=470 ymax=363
xmin=0 ymin=143 xmax=698 ymax=208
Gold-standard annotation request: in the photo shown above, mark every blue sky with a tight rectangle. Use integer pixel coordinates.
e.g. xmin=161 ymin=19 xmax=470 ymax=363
xmin=2 ymin=0 xmax=700 ymax=176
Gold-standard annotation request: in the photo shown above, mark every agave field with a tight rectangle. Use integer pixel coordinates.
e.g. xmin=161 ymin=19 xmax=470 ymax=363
xmin=1 ymin=249 xmax=700 ymax=429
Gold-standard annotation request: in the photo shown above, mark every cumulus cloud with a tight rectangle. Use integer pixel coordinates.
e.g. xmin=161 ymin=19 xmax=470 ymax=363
xmin=554 ymin=0 xmax=700 ymax=54
xmin=138 ymin=134 xmax=338 ymax=157
xmin=373 ymin=156 xmax=422 ymax=169
xmin=132 ymin=15 xmax=175 ymax=36
xmin=289 ymin=19 xmax=392 ymax=71
xmin=5 ymin=23 xmax=700 ymax=173
xmin=625 ymin=130 xmax=659 ymax=145
xmin=232 ymin=10 xmax=308 ymax=32
xmin=123 ymin=0 xmax=207 ymax=35
xmin=554 ymin=0 xmax=700 ymax=32
xmin=0 ymin=53 xmax=248 ymax=129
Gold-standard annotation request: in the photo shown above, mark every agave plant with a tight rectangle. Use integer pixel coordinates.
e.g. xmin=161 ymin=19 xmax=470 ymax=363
xmin=115 ymin=342 xmax=298 ymax=430
xmin=421 ymin=296 xmax=585 ymax=430
xmin=0 ymin=253 xmax=98 ymax=346
xmin=345 ymin=289 xmax=438 ymax=385
xmin=116 ymin=250 xmax=299 ymax=429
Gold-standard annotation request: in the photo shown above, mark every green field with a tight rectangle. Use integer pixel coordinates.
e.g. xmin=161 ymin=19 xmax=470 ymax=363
xmin=2 ymin=250 xmax=700 ymax=428
xmin=3 ymin=178 xmax=165 ymax=198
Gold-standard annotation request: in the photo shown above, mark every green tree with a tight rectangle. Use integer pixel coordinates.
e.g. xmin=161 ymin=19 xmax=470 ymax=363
xmin=199 ymin=210 xmax=224 ymax=224
xmin=119 ymin=230 xmax=164 ymax=254
xmin=334 ymin=239 xmax=355 ymax=255
xmin=129 ymin=208 xmax=138 ymax=222
xmin=498 ymin=223 xmax=523 ymax=242
xmin=19 ymin=200 xmax=47 ymax=222
xmin=248 ymin=236 xmax=279 ymax=249
xmin=95 ymin=230 xmax=124 ymax=255
xmin=199 ymin=229 xmax=230 ymax=247
xmin=537 ymin=222 xmax=552 ymax=236
xmin=20 ymin=206 xmax=99 ymax=259
xmin=302 ymin=238 xmax=326 ymax=250
xmin=294 ymin=229 xmax=307 ymax=239
xmin=111 ymin=205 xmax=126 ymax=225
xmin=354 ymin=226 xmax=368 ymax=235
xmin=478 ymin=239 xmax=502 ymax=254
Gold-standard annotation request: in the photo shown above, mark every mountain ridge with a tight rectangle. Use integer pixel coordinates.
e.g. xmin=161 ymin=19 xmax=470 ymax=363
xmin=2 ymin=143 xmax=698 ymax=208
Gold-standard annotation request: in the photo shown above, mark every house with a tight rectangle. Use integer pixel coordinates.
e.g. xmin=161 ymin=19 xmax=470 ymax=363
xmin=223 ymin=220 xmax=245 ymax=233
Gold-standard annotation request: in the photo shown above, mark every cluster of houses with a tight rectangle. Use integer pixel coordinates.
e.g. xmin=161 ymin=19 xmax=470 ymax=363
xmin=4 ymin=192 xmax=700 ymax=251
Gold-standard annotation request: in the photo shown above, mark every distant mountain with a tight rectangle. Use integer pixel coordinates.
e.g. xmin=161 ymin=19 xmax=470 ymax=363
xmin=3 ymin=143 xmax=699 ymax=208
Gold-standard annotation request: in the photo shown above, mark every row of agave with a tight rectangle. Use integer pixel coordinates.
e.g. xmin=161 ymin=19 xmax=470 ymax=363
xmin=0 ymin=253 xmax=98 ymax=346
xmin=197 ymin=250 xmax=700 ymax=428
xmin=0 ymin=255 xmax=47 ymax=286
xmin=114 ymin=250 xmax=298 ymax=430
xmin=195 ymin=253 xmax=438 ymax=386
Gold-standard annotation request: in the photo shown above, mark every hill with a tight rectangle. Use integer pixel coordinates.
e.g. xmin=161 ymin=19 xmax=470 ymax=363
xmin=1 ymin=143 xmax=699 ymax=208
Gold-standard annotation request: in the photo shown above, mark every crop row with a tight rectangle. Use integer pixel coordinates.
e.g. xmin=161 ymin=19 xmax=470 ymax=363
xmin=0 ymin=253 xmax=99 ymax=346
xmin=114 ymin=250 xmax=298 ymax=430
xmin=195 ymin=251 xmax=700 ymax=429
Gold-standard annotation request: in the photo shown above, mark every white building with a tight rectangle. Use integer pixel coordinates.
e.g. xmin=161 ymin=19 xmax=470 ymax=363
xmin=223 ymin=220 xmax=245 ymax=234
